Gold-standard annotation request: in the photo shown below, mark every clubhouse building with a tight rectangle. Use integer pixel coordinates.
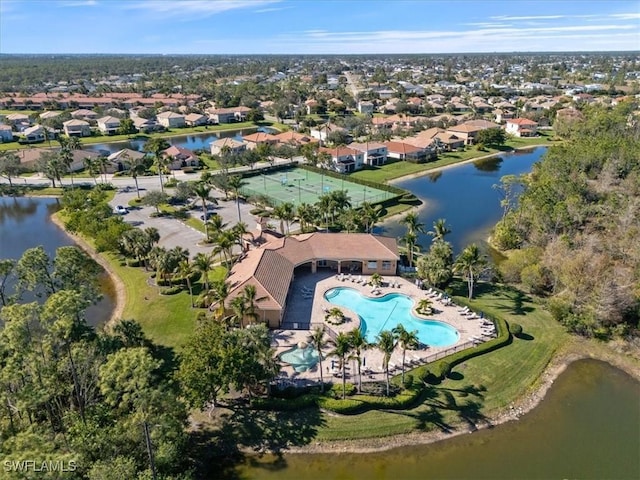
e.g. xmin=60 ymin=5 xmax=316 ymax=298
xmin=224 ymin=232 xmax=399 ymax=327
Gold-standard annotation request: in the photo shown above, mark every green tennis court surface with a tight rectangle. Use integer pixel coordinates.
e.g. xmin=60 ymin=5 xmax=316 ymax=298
xmin=239 ymin=168 xmax=393 ymax=207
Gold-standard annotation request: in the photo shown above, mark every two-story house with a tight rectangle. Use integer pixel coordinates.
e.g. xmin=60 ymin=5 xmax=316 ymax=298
xmin=349 ymin=142 xmax=388 ymax=166
xmin=319 ymin=146 xmax=364 ymax=173
xmin=96 ymin=116 xmax=121 ymax=135
xmin=157 ymin=111 xmax=186 ymax=129
xmin=505 ymin=118 xmax=538 ymax=137
xmin=63 ymin=119 xmax=91 ymax=137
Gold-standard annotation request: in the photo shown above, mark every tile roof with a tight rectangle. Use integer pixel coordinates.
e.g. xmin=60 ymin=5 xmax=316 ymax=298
xmin=226 ymin=233 xmax=399 ymax=309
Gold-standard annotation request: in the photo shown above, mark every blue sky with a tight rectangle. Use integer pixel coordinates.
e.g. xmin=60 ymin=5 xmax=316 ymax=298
xmin=1 ymin=0 xmax=639 ymax=54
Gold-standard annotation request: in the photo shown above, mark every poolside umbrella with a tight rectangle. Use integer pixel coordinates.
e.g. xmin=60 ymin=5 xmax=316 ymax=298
xmin=363 ymin=357 xmax=366 ymax=367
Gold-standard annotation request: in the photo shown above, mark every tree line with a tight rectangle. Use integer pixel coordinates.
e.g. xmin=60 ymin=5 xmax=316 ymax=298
xmin=492 ymin=102 xmax=640 ymax=338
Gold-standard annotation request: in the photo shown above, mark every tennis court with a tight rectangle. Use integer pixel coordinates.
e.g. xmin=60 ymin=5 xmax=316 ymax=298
xmin=239 ymin=168 xmax=394 ymax=208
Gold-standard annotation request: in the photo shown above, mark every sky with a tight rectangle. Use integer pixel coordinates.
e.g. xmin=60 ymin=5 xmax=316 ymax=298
xmin=0 ymin=0 xmax=639 ymax=54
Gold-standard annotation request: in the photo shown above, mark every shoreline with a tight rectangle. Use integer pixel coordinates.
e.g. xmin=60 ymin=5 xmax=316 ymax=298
xmin=379 ymin=144 xmax=548 ymax=226
xmin=50 ymin=212 xmax=125 ymax=328
xmin=388 ymin=144 xmax=548 ymax=185
xmin=280 ymin=339 xmax=640 ymax=455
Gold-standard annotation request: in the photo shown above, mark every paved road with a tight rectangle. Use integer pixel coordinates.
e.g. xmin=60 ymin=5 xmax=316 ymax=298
xmin=4 ymin=157 xmax=303 ymax=258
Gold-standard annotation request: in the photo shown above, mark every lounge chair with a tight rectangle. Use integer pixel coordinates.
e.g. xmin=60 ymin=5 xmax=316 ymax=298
xmin=458 ymin=306 xmax=470 ymax=314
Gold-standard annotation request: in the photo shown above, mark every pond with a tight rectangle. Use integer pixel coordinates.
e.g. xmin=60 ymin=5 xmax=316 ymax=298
xmin=0 ymin=196 xmax=115 ymax=327
xmin=86 ymin=125 xmax=277 ymax=155
xmin=381 ymin=147 xmax=547 ymax=253
xmin=237 ymin=359 xmax=640 ymax=480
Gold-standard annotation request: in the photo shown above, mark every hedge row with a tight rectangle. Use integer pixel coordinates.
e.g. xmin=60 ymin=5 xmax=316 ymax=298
xmin=298 ymin=164 xmax=406 ymax=195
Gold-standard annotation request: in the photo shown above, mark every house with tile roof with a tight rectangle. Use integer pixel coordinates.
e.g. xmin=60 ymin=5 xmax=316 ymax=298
xmin=163 ymin=145 xmax=199 ymax=169
xmin=210 ymin=137 xmax=247 ymax=156
xmin=384 ymin=141 xmax=430 ymax=162
xmin=348 ymin=142 xmax=388 ymax=166
xmin=224 ymin=233 xmax=399 ymax=327
xmin=96 ymin=116 xmax=121 ymax=135
xmin=157 ymin=111 xmax=186 ymax=129
xmin=505 ymin=118 xmax=538 ymax=137
xmin=63 ymin=119 xmax=91 ymax=137
xmin=319 ymin=146 xmax=364 ymax=173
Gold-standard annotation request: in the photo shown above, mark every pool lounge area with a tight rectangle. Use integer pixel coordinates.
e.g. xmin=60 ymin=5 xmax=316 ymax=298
xmin=272 ymin=273 xmax=495 ymax=385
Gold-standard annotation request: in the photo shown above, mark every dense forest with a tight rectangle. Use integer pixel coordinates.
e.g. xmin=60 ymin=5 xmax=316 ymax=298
xmin=493 ymin=102 xmax=640 ymax=338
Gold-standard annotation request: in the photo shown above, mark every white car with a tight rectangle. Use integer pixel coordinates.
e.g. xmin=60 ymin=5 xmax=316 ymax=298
xmin=114 ymin=205 xmax=129 ymax=215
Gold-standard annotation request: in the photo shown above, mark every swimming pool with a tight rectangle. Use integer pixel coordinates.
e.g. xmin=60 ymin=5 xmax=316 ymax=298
xmin=324 ymin=287 xmax=459 ymax=346
xmin=279 ymin=343 xmax=320 ymax=373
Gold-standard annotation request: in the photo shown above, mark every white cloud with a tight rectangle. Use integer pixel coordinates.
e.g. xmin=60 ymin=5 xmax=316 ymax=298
xmin=58 ymin=0 xmax=98 ymax=6
xmin=609 ymin=13 xmax=640 ymax=20
xmin=124 ymin=0 xmax=281 ymax=16
xmin=490 ymin=14 xmax=565 ymax=21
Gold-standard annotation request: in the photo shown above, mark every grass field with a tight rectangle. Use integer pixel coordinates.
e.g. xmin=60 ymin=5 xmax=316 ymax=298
xmin=240 ymin=167 xmax=394 ymax=207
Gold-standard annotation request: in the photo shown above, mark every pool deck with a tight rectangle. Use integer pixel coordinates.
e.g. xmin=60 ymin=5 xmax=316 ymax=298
xmin=272 ymin=273 xmax=496 ymax=386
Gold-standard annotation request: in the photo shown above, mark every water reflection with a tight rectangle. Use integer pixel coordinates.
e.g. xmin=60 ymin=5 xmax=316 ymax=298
xmin=472 ymin=156 xmax=503 ymax=172
xmin=0 ymin=197 xmax=114 ymax=327
xmin=86 ymin=126 xmax=276 ymax=154
xmin=384 ymin=147 xmax=547 ymax=253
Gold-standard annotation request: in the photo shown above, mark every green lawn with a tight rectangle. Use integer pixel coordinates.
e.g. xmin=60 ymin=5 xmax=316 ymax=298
xmin=105 ymin=252 xmax=227 ymax=349
xmin=352 ymin=134 xmax=555 ymax=184
xmin=213 ymin=280 xmax=570 ymax=446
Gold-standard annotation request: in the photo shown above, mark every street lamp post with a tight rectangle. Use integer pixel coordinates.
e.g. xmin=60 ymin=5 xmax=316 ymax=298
xmin=294 ymin=178 xmax=302 ymax=203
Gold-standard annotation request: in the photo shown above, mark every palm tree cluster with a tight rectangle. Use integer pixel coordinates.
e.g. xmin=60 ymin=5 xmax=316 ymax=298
xmin=118 ymin=227 xmax=160 ymax=269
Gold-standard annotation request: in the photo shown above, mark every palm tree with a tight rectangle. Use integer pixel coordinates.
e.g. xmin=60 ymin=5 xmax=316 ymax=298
xmin=144 ymin=138 xmax=170 ymax=192
xmin=227 ymin=175 xmax=247 ymax=222
xmin=416 ymin=298 xmax=433 ymax=315
xmin=392 ymin=324 xmax=419 ymax=386
xmin=331 ymin=332 xmax=353 ymax=399
xmin=428 ymin=218 xmax=452 ymax=243
xmin=97 ymin=155 xmax=110 ymax=183
xmin=214 ymin=229 xmax=236 ymax=268
xmin=348 ymin=328 xmax=370 ymax=393
xmin=193 ymin=182 xmax=217 ymax=239
xmin=454 ymin=243 xmax=487 ymax=299
xmin=206 ymin=214 xmax=228 ymax=242
xmin=376 ymin=330 xmax=397 ymax=397
xmin=340 ymin=208 xmax=360 ymax=233
xmin=83 ymin=156 xmax=99 ymax=185
xmin=230 ymin=295 xmax=247 ymax=328
xmin=296 ymin=203 xmax=317 ymax=233
xmin=125 ymin=153 xmax=148 ymax=199
xmin=232 ymin=221 xmax=251 ymax=253
xmin=402 ymin=230 xmax=420 ymax=268
xmin=400 ymin=211 xmax=426 ymax=236
xmin=370 ymin=272 xmax=383 ymax=288
xmin=192 ymin=252 xmax=214 ymax=291
xmin=360 ymin=202 xmax=381 ymax=233
xmin=209 ymin=279 xmax=229 ymax=316
xmin=178 ymin=260 xmax=195 ymax=307
xmin=242 ymin=284 xmax=259 ymax=325
xmin=59 ymin=135 xmax=81 ymax=187
xmin=308 ymin=326 xmax=328 ymax=392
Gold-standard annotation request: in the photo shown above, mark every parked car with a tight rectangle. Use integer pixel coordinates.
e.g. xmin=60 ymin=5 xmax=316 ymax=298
xmin=114 ymin=205 xmax=129 ymax=215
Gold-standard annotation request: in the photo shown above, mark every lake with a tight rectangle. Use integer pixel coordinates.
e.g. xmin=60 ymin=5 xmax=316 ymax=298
xmin=0 ymin=196 xmax=115 ymax=327
xmin=381 ymin=147 xmax=546 ymax=253
xmin=86 ymin=126 xmax=276 ymax=155
xmin=237 ymin=359 xmax=640 ymax=480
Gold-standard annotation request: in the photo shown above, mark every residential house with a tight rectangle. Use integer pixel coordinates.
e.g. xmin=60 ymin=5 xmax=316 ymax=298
xmin=357 ymin=101 xmax=374 ymax=114
xmin=157 ymin=111 xmax=186 ymax=129
xmin=71 ymin=109 xmax=98 ymax=121
xmin=184 ymin=113 xmax=208 ymax=127
xmin=319 ymin=146 xmax=364 ymax=173
xmin=163 ymin=145 xmax=199 ymax=170
xmin=446 ymin=120 xmax=499 ymax=145
xmin=349 ymin=142 xmax=388 ymax=166
xmin=224 ymin=232 xmax=399 ymax=328
xmin=384 ymin=141 xmax=428 ymax=162
xmin=107 ymin=148 xmax=146 ymax=173
xmin=132 ymin=117 xmax=161 ymax=133
xmin=63 ymin=119 xmax=91 ymax=137
xmin=310 ymin=123 xmax=347 ymax=142
xmin=67 ymin=149 xmax=100 ymax=172
xmin=273 ymin=131 xmax=318 ymax=147
xmin=207 ymin=106 xmax=251 ymax=124
xmin=210 ymin=138 xmax=247 ymax=156
xmin=5 ymin=113 xmax=31 ymax=129
xmin=243 ymin=132 xmax=279 ymax=150
xmin=96 ymin=116 xmax=121 ymax=135
xmin=371 ymin=116 xmax=395 ymax=131
xmin=304 ymin=99 xmax=319 ymax=115
xmin=505 ymin=118 xmax=538 ymax=137
xmin=0 ymin=124 xmax=14 ymax=142
xmin=494 ymin=109 xmax=515 ymax=124
xmin=39 ymin=111 xmax=62 ymax=121
xmin=22 ymin=125 xmax=45 ymax=143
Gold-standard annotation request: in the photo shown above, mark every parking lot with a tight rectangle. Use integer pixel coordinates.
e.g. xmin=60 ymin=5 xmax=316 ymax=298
xmin=109 ymin=185 xmax=259 ymax=258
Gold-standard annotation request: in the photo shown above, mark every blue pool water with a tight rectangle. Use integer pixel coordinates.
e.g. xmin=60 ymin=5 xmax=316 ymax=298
xmin=324 ymin=287 xmax=459 ymax=346
xmin=279 ymin=345 xmax=320 ymax=373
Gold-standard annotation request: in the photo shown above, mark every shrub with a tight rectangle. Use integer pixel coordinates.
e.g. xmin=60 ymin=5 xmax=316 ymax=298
xmin=509 ymin=322 xmax=523 ymax=337
xmin=403 ymin=373 xmax=414 ymax=388
xmin=329 ymin=382 xmax=356 ymax=398
xmin=164 ymin=178 xmax=178 ymax=188
xmin=160 ymin=286 xmax=182 ymax=295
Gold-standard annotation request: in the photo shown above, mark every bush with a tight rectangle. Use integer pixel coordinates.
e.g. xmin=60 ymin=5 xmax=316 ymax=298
xmin=329 ymin=382 xmax=356 ymax=398
xmin=403 ymin=373 xmax=414 ymax=388
xmin=160 ymin=286 xmax=182 ymax=295
xmin=509 ymin=322 xmax=523 ymax=337
xmin=164 ymin=178 xmax=178 ymax=188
